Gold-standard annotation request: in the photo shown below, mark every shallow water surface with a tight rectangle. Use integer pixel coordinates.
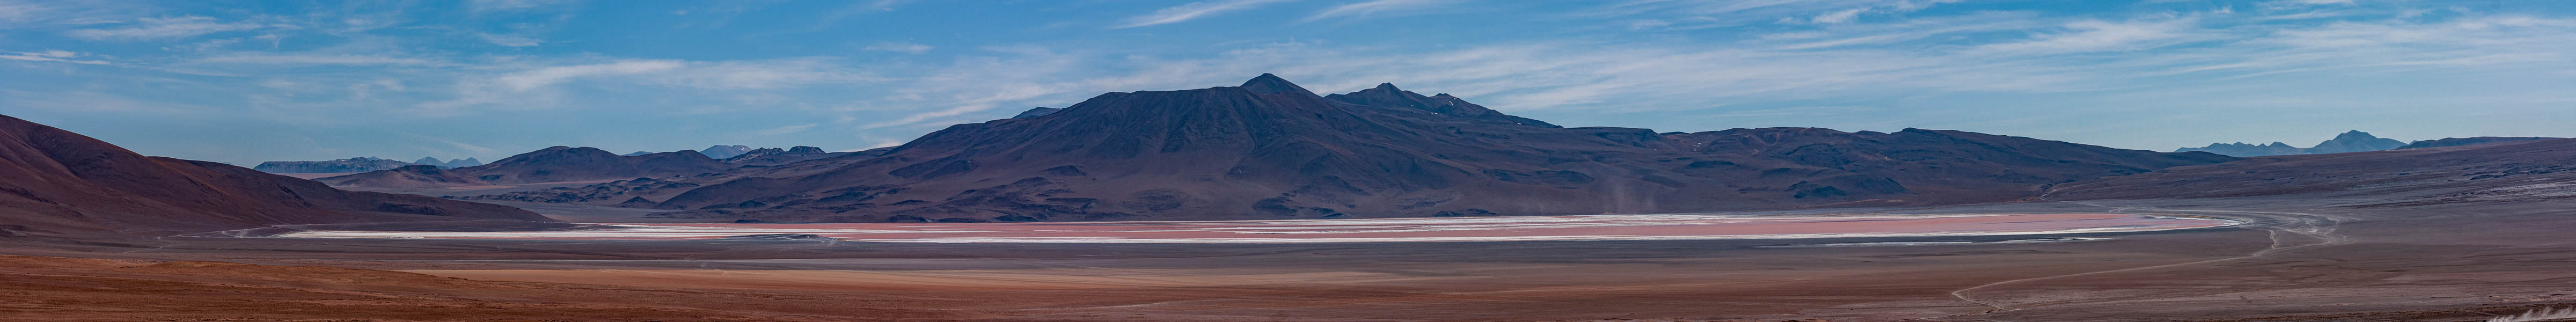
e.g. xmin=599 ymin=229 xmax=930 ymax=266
xmin=278 ymin=213 xmax=2238 ymax=243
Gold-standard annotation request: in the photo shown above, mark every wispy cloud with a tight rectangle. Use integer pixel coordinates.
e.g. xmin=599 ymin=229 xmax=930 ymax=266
xmin=1305 ymin=0 xmax=1454 ymax=22
xmin=476 ymin=33 xmax=544 ymax=47
xmin=419 ymin=57 xmax=884 ymax=113
xmin=193 ymin=53 xmax=451 ymax=67
xmin=67 ymin=16 xmax=272 ymax=41
xmin=0 ymin=90 xmax=206 ymax=114
xmin=1116 ymin=0 xmax=1296 ymax=28
xmin=2260 ymin=0 xmax=2354 ymax=10
xmin=0 ymin=0 xmax=52 ymax=25
xmin=468 ymin=0 xmax=579 ymax=12
xmin=0 ymin=49 xmax=109 ymax=64
xmin=1966 ymin=18 xmax=2200 ymax=56
xmin=491 ymin=59 xmax=872 ymax=92
xmin=753 ymin=123 xmax=818 ymax=135
xmin=865 ymin=42 xmax=934 ymax=54
xmin=405 ymin=133 xmax=497 ymax=155
xmin=496 ymin=60 xmax=686 ymax=91
xmin=1599 ymin=0 xmax=1966 ymax=27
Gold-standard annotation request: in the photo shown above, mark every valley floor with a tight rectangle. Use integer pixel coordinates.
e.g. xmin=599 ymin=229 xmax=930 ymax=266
xmin=5 ymin=197 xmax=2575 ymax=321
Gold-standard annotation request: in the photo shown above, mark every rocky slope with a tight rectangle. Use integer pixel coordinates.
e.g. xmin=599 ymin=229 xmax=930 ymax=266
xmin=0 ymin=115 xmax=551 ymax=236
xmin=2176 ymin=130 xmax=2407 ymax=157
xmin=253 ymin=157 xmax=419 ymax=173
xmin=587 ymin=75 xmax=2232 ymax=223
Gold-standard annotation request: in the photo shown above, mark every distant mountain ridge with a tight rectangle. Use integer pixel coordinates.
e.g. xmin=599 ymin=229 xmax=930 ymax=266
xmin=501 ymin=74 xmax=2236 ymax=223
xmin=2396 ymin=136 xmax=2562 ymax=149
xmin=2059 ymin=137 xmax=2576 ymax=206
xmin=253 ymin=157 xmax=417 ymax=173
xmin=619 ymin=144 xmax=809 ymax=159
xmin=321 ymin=147 xmax=734 ymax=189
xmin=414 ymin=157 xmax=482 ymax=169
xmin=698 ymin=145 xmax=755 ymax=159
xmin=2176 ymin=130 xmax=2407 ymax=157
xmin=322 ymin=145 xmax=846 ymax=190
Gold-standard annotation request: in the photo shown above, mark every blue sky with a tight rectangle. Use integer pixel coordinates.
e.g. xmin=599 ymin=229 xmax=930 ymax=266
xmin=4 ymin=0 xmax=2574 ymax=165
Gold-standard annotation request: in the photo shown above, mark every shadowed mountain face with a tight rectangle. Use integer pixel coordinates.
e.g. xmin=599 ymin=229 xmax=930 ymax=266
xmin=611 ymin=75 xmax=2234 ymax=223
xmin=2054 ymin=138 xmax=2576 ymax=206
xmin=2177 ymin=130 xmax=2407 ymax=157
xmin=322 ymin=147 xmax=733 ymax=188
xmin=254 ymin=157 xmax=418 ymax=173
xmin=0 ymin=115 xmax=550 ymax=236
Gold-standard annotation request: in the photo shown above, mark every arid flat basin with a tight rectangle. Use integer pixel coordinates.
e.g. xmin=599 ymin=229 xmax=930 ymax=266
xmin=277 ymin=213 xmax=2236 ymax=243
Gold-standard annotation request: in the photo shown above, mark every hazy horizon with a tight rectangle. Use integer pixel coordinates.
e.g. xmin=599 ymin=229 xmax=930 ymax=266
xmin=6 ymin=0 xmax=2574 ymax=165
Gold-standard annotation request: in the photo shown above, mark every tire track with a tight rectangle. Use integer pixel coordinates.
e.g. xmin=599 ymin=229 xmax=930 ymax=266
xmin=1921 ymin=199 xmax=2353 ymax=321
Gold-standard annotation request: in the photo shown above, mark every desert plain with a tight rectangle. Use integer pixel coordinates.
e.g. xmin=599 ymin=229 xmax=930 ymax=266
xmin=8 ymin=195 xmax=2574 ymax=322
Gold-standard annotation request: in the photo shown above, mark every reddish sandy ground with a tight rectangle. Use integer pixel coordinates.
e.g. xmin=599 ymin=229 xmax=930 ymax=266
xmin=278 ymin=213 xmax=2235 ymax=243
xmin=11 ymin=200 xmax=2576 ymax=321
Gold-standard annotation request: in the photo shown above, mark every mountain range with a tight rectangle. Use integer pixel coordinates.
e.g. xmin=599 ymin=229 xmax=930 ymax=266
xmin=698 ymin=145 xmax=757 ymax=159
xmin=622 ymin=144 xmax=802 ymax=159
xmin=254 ymin=157 xmax=484 ymax=174
xmin=437 ymin=75 xmax=2236 ymax=223
xmin=0 ymin=115 xmax=548 ymax=236
xmin=2176 ymin=130 xmax=2409 ymax=157
xmin=2395 ymin=136 xmax=2562 ymax=150
xmin=2057 ymin=137 xmax=2576 ymax=206
xmin=322 ymin=145 xmax=843 ymax=190
xmin=8 ymin=74 xmax=2572 ymax=232
xmin=253 ymin=157 xmax=419 ymax=173
xmin=414 ymin=157 xmax=482 ymax=169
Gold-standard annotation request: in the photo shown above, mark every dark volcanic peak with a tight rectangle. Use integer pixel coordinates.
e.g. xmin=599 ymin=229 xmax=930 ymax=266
xmin=1325 ymin=82 xmax=1561 ymax=128
xmin=2176 ymin=130 xmax=2406 ymax=157
xmin=2308 ymin=130 xmax=2407 ymax=153
xmin=2398 ymin=136 xmax=2562 ymax=149
xmin=254 ymin=157 xmax=418 ymax=173
xmin=616 ymin=74 xmax=2236 ymax=224
xmin=0 ymin=114 xmax=548 ymax=235
xmin=1238 ymin=73 xmax=1315 ymax=96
